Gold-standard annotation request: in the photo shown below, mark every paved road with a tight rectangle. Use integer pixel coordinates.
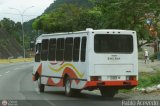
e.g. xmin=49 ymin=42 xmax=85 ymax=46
xmin=0 ymin=62 xmax=125 ymax=106
xmin=0 ymin=62 xmax=159 ymax=106
xmin=138 ymin=60 xmax=160 ymax=72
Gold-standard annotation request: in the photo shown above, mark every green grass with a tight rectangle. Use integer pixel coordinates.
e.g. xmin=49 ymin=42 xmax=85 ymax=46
xmin=120 ymin=71 xmax=160 ymax=93
xmin=0 ymin=58 xmax=33 ymax=63
xmin=137 ymin=71 xmax=160 ymax=88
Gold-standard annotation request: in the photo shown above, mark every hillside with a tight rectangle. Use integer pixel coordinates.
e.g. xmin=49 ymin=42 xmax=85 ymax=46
xmin=25 ymin=0 xmax=92 ymax=35
xmin=45 ymin=0 xmax=92 ymax=13
xmin=0 ymin=0 xmax=92 ymax=59
xmin=0 ymin=29 xmax=23 ymax=59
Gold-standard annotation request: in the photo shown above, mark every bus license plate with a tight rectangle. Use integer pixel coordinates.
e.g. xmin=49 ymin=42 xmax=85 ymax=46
xmin=110 ymin=76 xmax=118 ymax=80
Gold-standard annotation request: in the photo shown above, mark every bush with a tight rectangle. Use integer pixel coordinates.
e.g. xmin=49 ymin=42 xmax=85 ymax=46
xmin=138 ymin=71 xmax=160 ymax=88
xmin=150 ymin=53 xmax=157 ymax=61
xmin=150 ymin=71 xmax=160 ymax=84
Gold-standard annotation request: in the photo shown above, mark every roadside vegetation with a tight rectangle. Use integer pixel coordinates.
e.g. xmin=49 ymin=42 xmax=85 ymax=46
xmin=1 ymin=0 xmax=160 ymax=58
xmin=138 ymin=71 xmax=160 ymax=88
xmin=0 ymin=58 xmax=33 ymax=64
xmin=33 ymin=0 xmax=160 ymax=49
xmin=120 ymin=70 xmax=160 ymax=93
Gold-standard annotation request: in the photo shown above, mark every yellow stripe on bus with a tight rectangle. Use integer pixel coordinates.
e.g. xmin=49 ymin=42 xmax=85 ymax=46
xmin=48 ymin=63 xmax=84 ymax=78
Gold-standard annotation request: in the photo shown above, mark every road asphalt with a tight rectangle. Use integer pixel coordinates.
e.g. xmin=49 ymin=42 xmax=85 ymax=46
xmin=138 ymin=59 xmax=160 ymax=72
xmin=0 ymin=62 xmax=121 ymax=106
xmin=0 ymin=61 xmax=160 ymax=106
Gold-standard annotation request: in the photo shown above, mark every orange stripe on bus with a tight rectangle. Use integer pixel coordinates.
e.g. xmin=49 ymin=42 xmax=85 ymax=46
xmin=47 ymin=78 xmax=55 ymax=86
xmin=37 ymin=63 xmax=42 ymax=75
xmin=62 ymin=67 xmax=80 ymax=84
xmin=46 ymin=67 xmax=81 ymax=86
xmin=84 ymin=80 xmax=138 ymax=88
xmin=47 ymin=78 xmax=63 ymax=86
xmin=56 ymin=79 xmax=63 ymax=87
xmin=32 ymin=75 xmax=36 ymax=81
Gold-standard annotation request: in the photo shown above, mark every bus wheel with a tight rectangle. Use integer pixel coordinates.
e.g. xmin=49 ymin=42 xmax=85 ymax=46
xmin=65 ymin=77 xmax=74 ymax=96
xmin=38 ymin=77 xmax=45 ymax=93
xmin=99 ymin=87 xmax=117 ymax=98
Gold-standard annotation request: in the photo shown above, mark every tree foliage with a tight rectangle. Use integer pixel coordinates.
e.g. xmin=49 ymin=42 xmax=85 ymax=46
xmin=32 ymin=0 xmax=160 ymax=47
xmin=45 ymin=0 xmax=92 ymax=13
xmin=94 ymin=0 xmax=160 ymax=36
xmin=0 ymin=18 xmax=22 ymax=43
xmin=32 ymin=3 xmax=102 ymax=32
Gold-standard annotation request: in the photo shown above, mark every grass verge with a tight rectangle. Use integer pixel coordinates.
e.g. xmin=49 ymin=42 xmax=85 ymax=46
xmin=0 ymin=58 xmax=33 ymax=64
xmin=120 ymin=71 xmax=160 ymax=93
xmin=137 ymin=71 xmax=160 ymax=88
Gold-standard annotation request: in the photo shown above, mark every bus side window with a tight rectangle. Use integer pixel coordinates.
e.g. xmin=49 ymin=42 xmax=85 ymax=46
xmin=81 ymin=37 xmax=87 ymax=62
xmin=56 ymin=38 xmax=64 ymax=61
xmin=41 ymin=39 xmax=49 ymax=61
xmin=35 ymin=43 xmax=41 ymax=62
xmin=64 ymin=38 xmax=73 ymax=61
xmin=73 ymin=37 xmax=80 ymax=62
xmin=48 ymin=39 xmax=56 ymax=61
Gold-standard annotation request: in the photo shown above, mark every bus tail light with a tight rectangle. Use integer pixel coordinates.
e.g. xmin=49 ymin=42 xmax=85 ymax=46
xmin=90 ymin=76 xmax=101 ymax=81
xmin=126 ymin=76 xmax=136 ymax=80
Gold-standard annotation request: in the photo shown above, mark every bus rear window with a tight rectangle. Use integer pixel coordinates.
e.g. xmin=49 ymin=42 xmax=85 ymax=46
xmin=94 ymin=34 xmax=133 ymax=53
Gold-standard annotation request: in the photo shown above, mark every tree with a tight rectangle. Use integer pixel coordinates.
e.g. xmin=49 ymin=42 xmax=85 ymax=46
xmin=45 ymin=0 xmax=92 ymax=13
xmin=0 ymin=18 xmax=15 ymax=33
xmin=0 ymin=18 xmax=24 ymax=46
xmin=75 ymin=8 xmax=103 ymax=30
xmin=92 ymin=0 xmax=160 ymax=48
xmin=32 ymin=0 xmax=160 ymax=49
xmin=32 ymin=4 xmax=87 ymax=32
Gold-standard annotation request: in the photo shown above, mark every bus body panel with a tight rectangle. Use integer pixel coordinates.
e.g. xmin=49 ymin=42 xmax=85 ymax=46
xmin=33 ymin=29 xmax=138 ymax=92
xmin=33 ymin=32 xmax=89 ymax=89
xmin=86 ymin=30 xmax=138 ymax=88
xmin=40 ymin=61 xmax=88 ymax=89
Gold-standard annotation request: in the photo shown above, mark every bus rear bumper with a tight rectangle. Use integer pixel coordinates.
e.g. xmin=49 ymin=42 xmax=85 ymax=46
xmin=84 ymin=80 xmax=138 ymax=89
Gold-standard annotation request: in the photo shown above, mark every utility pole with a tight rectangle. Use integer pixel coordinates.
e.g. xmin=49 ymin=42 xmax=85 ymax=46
xmin=9 ymin=6 xmax=34 ymax=59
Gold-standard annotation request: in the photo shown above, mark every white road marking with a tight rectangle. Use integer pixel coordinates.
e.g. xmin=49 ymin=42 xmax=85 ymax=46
xmin=45 ymin=99 xmax=57 ymax=106
xmin=20 ymin=66 xmax=26 ymax=68
xmin=35 ymin=88 xmax=40 ymax=94
xmin=34 ymin=82 xmax=40 ymax=94
xmin=5 ymin=71 xmax=10 ymax=74
xmin=14 ymin=68 xmax=20 ymax=70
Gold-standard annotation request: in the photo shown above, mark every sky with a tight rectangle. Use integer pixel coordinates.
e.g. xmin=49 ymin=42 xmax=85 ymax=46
xmin=0 ymin=0 xmax=54 ymax=22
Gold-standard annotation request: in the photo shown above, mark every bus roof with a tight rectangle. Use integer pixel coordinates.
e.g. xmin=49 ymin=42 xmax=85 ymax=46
xmin=35 ymin=28 xmax=136 ymax=44
xmin=40 ymin=31 xmax=87 ymax=37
